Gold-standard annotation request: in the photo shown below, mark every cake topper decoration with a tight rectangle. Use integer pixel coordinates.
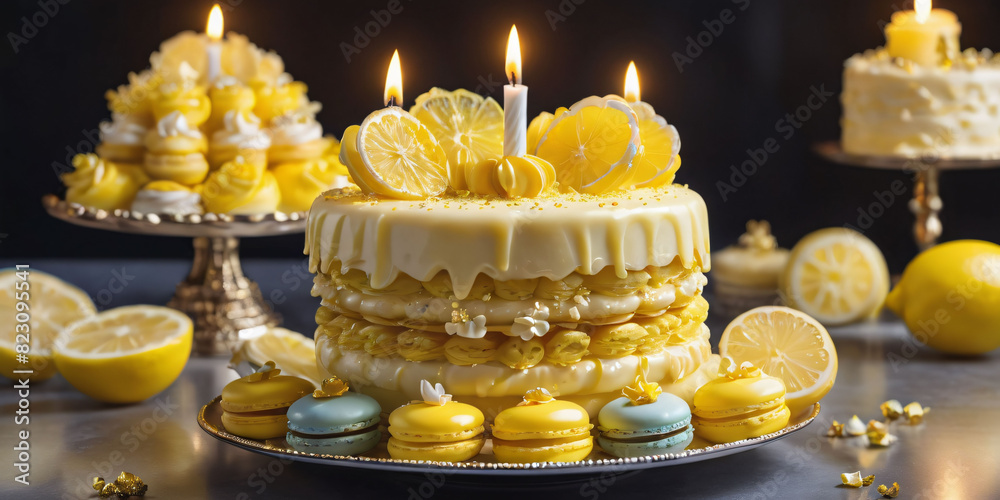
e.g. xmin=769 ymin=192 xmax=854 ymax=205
xmin=419 ymin=380 xmax=452 ymax=406
xmin=718 ymin=356 xmax=762 ymax=380
xmin=313 ymin=376 xmax=350 ymax=399
xmin=518 ymin=387 xmax=555 ymax=406
xmin=738 ymin=220 xmax=777 ymax=252
xmin=622 ymin=357 xmax=662 ymax=405
xmin=245 ymin=360 xmax=281 ymax=382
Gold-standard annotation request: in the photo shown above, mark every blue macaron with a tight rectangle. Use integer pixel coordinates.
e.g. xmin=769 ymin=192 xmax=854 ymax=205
xmin=285 ymin=391 xmax=382 ymax=456
xmin=596 ymin=392 xmax=694 ymax=458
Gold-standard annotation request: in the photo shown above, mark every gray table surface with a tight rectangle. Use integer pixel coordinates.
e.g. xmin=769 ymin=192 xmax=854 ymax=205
xmin=1 ymin=258 xmax=997 ymax=499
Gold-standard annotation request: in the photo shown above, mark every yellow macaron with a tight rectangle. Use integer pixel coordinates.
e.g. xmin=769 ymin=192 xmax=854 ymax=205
xmin=220 ymin=361 xmax=314 ymax=440
xmin=491 ymin=388 xmax=594 ymax=463
xmin=691 ymin=358 xmax=790 ymax=444
xmin=387 ymin=380 xmax=485 ymax=462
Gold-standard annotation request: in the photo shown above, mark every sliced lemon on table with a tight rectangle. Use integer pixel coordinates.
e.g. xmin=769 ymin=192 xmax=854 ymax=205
xmin=409 ymin=88 xmax=503 ymax=189
xmin=53 ymin=305 xmax=192 ymax=403
xmin=719 ymin=306 xmax=838 ymax=417
xmin=780 ymin=228 xmax=890 ymax=326
xmin=628 ymin=102 xmax=682 ymax=188
xmin=536 ymin=95 xmax=642 ymax=194
xmin=231 ymin=327 xmax=321 ymax=386
xmin=342 ymin=107 xmax=450 ymax=199
xmin=0 ymin=269 xmax=96 ymax=381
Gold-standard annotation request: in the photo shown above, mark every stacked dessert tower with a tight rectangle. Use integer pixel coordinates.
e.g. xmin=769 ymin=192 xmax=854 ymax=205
xmin=307 ymin=40 xmax=718 ymax=419
xmin=60 ymin=8 xmax=348 ymax=216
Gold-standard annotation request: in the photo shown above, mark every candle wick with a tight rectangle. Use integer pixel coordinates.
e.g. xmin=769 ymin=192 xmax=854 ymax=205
xmin=509 ymin=71 xmax=517 ymax=87
xmin=388 ymin=95 xmax=397 ymax=107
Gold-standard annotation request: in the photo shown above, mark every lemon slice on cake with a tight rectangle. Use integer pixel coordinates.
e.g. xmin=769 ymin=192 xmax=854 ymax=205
xmin=536 ymin=95 xmax=642 ymax=194
xmin=341 ymin=107 xmax=450 ymax=199
xmin=719 ymin=306 xmax=838 ymax=417
xmin=780 ymin=228 xmax=890 ymax=325
xmin=409 ymin=88 xmax=503 ymax=189
xmin=0 ymin=269 xmax=96 ymax=381
xmin=628 ymin=102 xmax=682 ymax=188
xmin=53 ymin=305 xmax=192 ymax=403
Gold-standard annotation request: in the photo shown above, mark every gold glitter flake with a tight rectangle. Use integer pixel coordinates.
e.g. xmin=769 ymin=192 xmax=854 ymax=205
xmin=93 ymin=471 xmax=148 ymax=499
xmin=863 ymin=475 xmax=876 ymax=487
xmin=877 ymin=482 xmax=900 ymax=498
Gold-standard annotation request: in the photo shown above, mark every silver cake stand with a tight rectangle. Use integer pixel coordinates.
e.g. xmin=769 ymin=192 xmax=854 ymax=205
xmin=813 ymin=141 xmax=1000 ymax=249
xmin=43 ymin=194 xmax=307 ymax=356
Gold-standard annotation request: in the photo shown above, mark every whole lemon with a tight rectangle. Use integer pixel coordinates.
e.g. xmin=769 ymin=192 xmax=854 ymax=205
xmin=886 ymin=240 xmax=1000 ymax=354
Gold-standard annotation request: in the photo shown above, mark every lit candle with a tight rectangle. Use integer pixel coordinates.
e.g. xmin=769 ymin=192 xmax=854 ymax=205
xmin=885 ymin=0 xmax=961 ymax=67
xmin=384 ymin=49 xmax=403 ymax=107
xmin=503 ymin=25 xmax=527 ymax=157
xmin=624 ymin=61 xmax=640 ymax=103
xmin=206 ymin=4 xmax=224 ymax=82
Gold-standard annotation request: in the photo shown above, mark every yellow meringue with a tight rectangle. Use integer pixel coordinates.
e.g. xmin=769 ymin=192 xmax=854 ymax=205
xmin=144 ymin=111 xmax=209 ymax=185
xmin=200 ymin=157 xmax=280 ymax=214
xmin=252 ymin=79 xmax=308 ymax=124
xmin=207 ymin=79 xmax=256 ymax=132
xmin=208 ymin=110 xmax=270 ymax=169
xmin=152 ymin=84 xmax=211 ymax=127
xmin=63 ymin=154 xmax=149 ymax=211
xmin=272 ymin=158 xmax=338 ymax=213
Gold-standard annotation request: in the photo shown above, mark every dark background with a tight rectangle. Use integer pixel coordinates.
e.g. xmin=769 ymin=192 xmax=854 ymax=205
xmin=2 ymin=0 xmax=998 ymax=272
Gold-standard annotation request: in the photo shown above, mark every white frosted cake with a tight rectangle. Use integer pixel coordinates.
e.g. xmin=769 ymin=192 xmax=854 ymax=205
xmin=842 ymin=48 xmax=1000 ymax=159
xmin=306 ymin=186 xmax=715 ymax=418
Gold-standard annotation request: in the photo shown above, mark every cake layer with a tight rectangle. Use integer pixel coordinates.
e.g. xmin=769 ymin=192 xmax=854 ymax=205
xmin=316 ymin=323 xmax=711 ymax=399
xmin=311 ymin=265 xmax=706 ymax=329
xmin=306 ymin=185 xmax=711 ymax=300
xmin=842 ymin=49 xmax=1000 ymax=159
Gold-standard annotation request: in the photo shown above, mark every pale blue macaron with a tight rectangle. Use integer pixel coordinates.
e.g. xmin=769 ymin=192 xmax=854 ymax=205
xmin=596 ymin=393 xmax=694 ymax=458
xmin=286 ymin=391 xmax=382 ymax=456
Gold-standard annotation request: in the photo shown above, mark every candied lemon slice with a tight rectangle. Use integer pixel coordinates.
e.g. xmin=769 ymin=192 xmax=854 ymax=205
xmin=781 ymin=227 xmax=890 ymax=325
xmin=536 ymin=95 xmax=641 ymax=194
xmin=409 ymin=88 xmax=503 ymax=189
xmin=52 ymin=305 xmax=192 ymax=403
xmin=348 ymin=107 xmax=449 ymax=199
xmin=719 ymin=306 xmax=838 ymax=417
xmin=0 ymin=269 xmax=96 ymax=381
xmin=630 ymin=107 xmax=681 ymax=188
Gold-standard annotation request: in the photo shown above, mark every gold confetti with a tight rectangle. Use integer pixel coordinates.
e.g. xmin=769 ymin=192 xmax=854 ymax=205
xmin=92 ymin=471 xmax=148 ymax=499
xmin=826 ymin=420 xmax=844 ymax=437
xmin=878 ymin=482 xmax=900 ymax=498
xmin=880 ymin=399 xmax=903 ymax=421
xmin=863 ymin=475 xmax=876 ymax=486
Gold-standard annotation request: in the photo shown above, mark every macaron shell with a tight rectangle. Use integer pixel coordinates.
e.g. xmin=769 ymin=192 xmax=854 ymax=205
xmin=598 ymin=426 xmax=694 ymax=458
xmin=693 ymin=404 xmax=790 ymax=444
xmin=221 ymin=375 xmax=315 ymax=413
xmin=286 ymin=392 xmax=382 ymax=435
xmin=388 ymin=401 xmax=485 ymax=443
xmin=221 ymin=411 xmax=290 ymax=440
xmin=286 ymin=429 xmax=381 ymax=456
xmin=491 ymin=400 xmax=593 ymax=441
xmin=597 ymin=394 xmax=692 ymax=437
xmin=692 ymin=375 xmax=786 ymax=415
xmin=492 ymin=435 xmax=594 ymax=463
xmin=387 ymin=435 xmax=485 ymax=462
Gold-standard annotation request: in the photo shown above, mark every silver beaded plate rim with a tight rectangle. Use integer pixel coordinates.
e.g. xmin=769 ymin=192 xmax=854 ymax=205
xmin=43 ymin=195 xmax=307 ymax=238
xmin=198 ymin=396 xmax=820 ymax=476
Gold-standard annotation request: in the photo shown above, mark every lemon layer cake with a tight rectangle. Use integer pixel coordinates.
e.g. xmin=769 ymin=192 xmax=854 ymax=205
xmin=307 ymin=185 xmax=713 ymax=418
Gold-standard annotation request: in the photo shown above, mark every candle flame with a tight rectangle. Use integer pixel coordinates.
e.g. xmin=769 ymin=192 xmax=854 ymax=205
xmin=505 ymin=25 xmax=522 ymax=85
xmin=206 ymin=4 xmax=224 ymax=41
xmin=915 ymin=0 xmax=931 ymax=23
xmin=624 ymin=61 xmax=641 ymax=102
xmin=384 ymin=50 xmax=403 ymax=107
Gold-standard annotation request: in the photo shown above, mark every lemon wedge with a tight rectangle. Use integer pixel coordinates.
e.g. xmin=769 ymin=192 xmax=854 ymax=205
xmin=53 ymin=305 xmax=192 ymax=403
xmin=719 ymin=306 xmax=838 ymax=417
xmin=343 ymin=107 xmax=450 ymax=199
xmin=536 ymin=95 xmax=642 ymax=194
xmin=231 ymin=327 xmax=322 ymax=386
xmin=780 ymin=228 xmax=889 ymax=325
xmin=0 ymin=269 xmax=96 ymax=381
xmin=409 ymin=88 xmax=503 ymax=189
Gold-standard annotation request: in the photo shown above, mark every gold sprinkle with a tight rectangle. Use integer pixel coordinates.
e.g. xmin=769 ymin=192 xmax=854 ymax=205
xmin=826 ymin=420 xmax=844 ymax=437
xmin=881 ymin=399 xmax=903 ymax=421
xmin=877 ymin=482 xmax=900 ymax=498
xmin=611 ymin=201 xmax=619 ymax=206
xmin=863 ymin=475 xmax=876 ymax=487
xmin=903 ymin=402 xmax=929 ymax=424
